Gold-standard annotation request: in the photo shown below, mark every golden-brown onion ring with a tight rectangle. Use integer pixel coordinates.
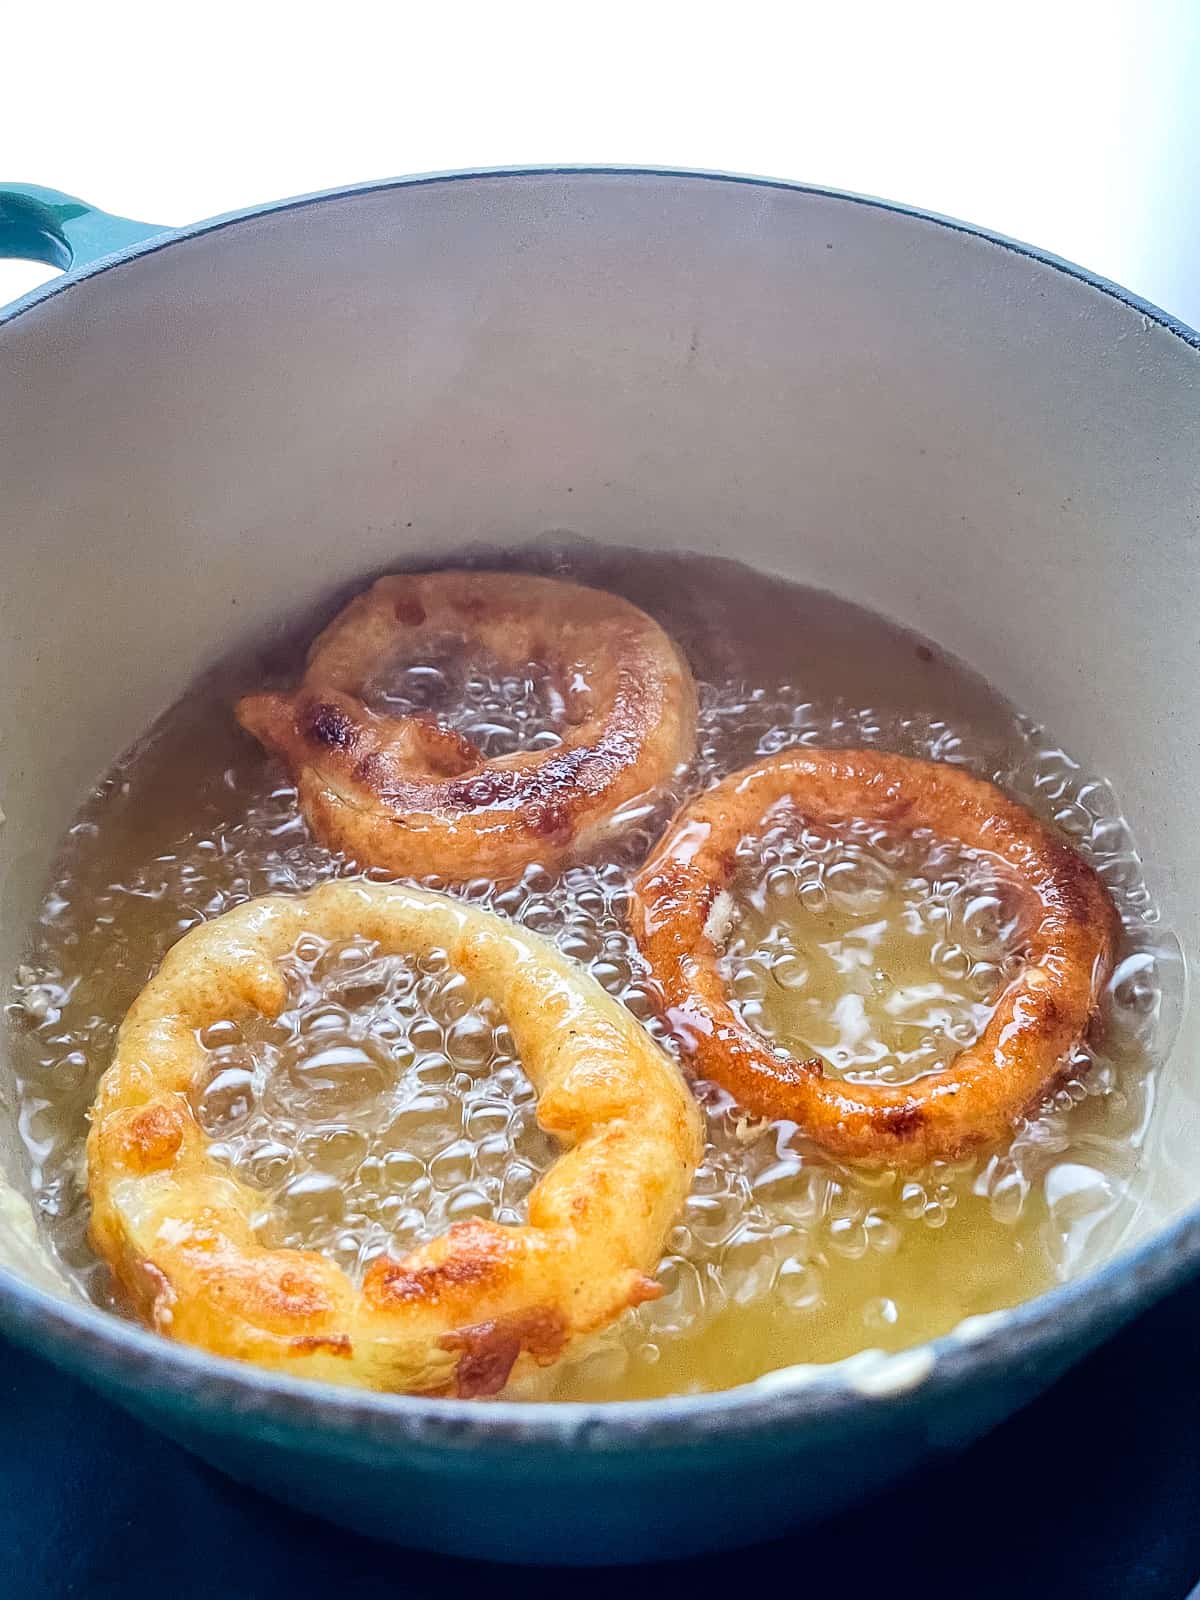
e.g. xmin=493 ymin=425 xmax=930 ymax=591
xmin=87 ymin=881 xmax=702 ymax=1396
xmin=630 ymin=748 xmax=1119 ymax=1167
xmin=236 ymin=571 xmax=697 ymax=882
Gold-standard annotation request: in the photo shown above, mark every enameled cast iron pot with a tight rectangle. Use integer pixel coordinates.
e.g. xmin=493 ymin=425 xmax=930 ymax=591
xmin=1 ymin=169 xmax=1198 ymax=1565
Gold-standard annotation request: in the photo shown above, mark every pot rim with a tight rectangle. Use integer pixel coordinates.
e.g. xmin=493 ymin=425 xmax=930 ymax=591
xmin=4 ymin=163 xmax=1199 ymax=350
xmin=2 ymin=163 xmax=1198 ymax=1451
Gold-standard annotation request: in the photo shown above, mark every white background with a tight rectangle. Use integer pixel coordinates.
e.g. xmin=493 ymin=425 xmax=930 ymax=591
xmin=2 ymin=1 xmax=1198 ymax=326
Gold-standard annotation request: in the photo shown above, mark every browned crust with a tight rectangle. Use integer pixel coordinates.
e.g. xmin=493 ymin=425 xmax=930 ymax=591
xmin=235 ymin=571 xmax=698 ymax=882
xmin=361 ymin=1218 xmax=515 ymax=1310
xmin=290 ymin=1333 xmax=354 ymax=1358
xmin=629 ymin=747 xmax=1121 ymax=1167
xmin=112 ymin=1101 xmax=186 ymax=1173
xmin=440 ymin=1306 xmax=568 ymax=1398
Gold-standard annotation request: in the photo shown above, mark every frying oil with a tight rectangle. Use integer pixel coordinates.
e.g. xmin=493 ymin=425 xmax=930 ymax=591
xmin=5 ymin=548 xmax=1177 ymax=1400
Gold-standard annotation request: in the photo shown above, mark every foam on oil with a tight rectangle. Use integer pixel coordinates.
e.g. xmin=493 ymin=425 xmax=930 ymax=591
xmin=5 ymin=548 xmax=1178 ymax=1400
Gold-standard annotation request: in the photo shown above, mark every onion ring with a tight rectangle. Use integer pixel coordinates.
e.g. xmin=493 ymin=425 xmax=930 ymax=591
xmin=236 ymin=571 xmax=697 ymax=882
xmin=87 ymin=881 xmax=702 ymax=1395
xmin=629 ymin=748 xmax=1119 ymax=1167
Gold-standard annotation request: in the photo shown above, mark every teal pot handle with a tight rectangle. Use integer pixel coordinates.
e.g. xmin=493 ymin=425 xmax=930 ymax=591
xmin=0 ymin=183 xmax=168 ymax=276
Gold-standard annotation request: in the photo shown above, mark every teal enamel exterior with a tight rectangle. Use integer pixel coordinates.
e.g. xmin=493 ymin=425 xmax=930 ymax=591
xmin=0 ymin=183 xmax=166 ymax=275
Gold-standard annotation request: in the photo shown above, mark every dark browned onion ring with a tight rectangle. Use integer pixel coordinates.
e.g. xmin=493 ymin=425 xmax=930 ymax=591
xmin=237 ymin=571 xmax=697 ymax=882
xmin=630 ymin=747 xmax=1119 ymax=1167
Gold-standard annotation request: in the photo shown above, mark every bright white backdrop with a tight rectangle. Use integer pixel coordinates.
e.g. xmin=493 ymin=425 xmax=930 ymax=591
xmin=2 ymin=1 xmax=1198 ymax=325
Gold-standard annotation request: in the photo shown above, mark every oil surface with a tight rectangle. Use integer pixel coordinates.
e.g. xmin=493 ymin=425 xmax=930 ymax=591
xmin=6 ymin=548 xmax=1177 ymax=1400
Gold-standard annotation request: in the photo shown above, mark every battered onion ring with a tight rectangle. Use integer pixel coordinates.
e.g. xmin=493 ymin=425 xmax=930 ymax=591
xmin=630 ymin=748 xmax=1119 ymax=1167
xmin=87 ymin=882 xmax=702 ymax=1396
xmin=236 ymin=571 xmax=697 ymax=882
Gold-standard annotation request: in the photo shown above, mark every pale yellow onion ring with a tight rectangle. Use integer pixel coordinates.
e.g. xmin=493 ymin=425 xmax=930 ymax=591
xmin=630 ymin=748 xmax=1119 ymax=1167
xmin=87 ymin=881 xmax=702 ymax=1395
xmin=236 ymin=571 xmax=697 ymax=882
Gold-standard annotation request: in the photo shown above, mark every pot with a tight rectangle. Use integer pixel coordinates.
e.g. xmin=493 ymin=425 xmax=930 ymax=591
xmin=0 ymin=169 xmax=1197 ymax=1565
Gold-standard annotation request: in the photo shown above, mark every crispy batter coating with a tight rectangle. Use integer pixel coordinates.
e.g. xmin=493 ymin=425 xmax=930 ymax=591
xmin=236 ymin=572 xmax=697 ymax=882
xmin=630 ymin=748 xmax=1119 ymax=1167
xmin=87 ymin=882 xmax=702 ymax=1395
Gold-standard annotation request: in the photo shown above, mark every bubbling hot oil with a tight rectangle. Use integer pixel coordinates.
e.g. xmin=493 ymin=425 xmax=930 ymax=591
xmin=193 ymin=939 xmax=555 ymax=1272
xmin=5 ymin=551 xmax=1178 ymax=1400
